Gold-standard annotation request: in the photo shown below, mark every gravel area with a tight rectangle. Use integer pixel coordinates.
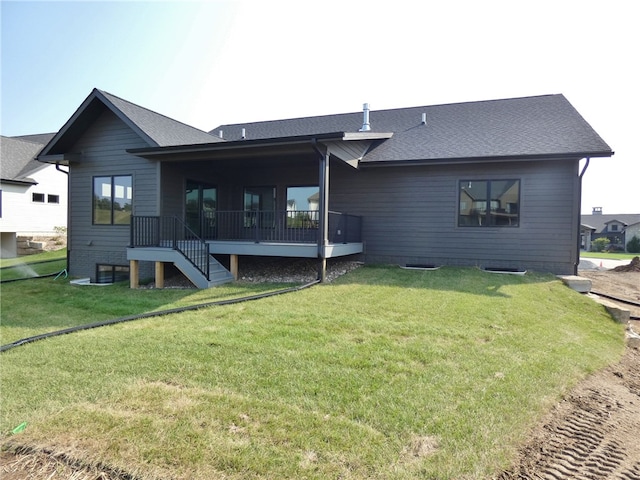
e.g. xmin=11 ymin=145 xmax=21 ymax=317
xmin=147 ymin=257 xmax=363 ymax=288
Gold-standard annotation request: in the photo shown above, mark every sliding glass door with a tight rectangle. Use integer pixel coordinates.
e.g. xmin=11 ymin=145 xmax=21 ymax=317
xmin=185 ymin=180 xmax=217 ymax=238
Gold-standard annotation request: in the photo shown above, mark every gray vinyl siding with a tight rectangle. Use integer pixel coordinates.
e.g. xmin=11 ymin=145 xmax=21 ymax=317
xmin=159 ymin=156 xmax=580 ymax=275
xmin=68 ymin=110 xmax=159 ymax=281
xmin=329 ymin=159 xmax=580 ymax=274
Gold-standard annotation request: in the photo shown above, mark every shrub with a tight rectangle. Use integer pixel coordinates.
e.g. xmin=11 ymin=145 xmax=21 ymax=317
xmin=627 ymin=235 xmax=640 ymax=253
xmin=591 ymin=237 xmax=610 ymax=252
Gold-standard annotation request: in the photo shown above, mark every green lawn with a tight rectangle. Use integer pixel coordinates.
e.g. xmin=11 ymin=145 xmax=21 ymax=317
xmin=0 ymin=249 xmax=67 ymax=282
xmin=580 ymin=251 xmax=638 ymax=260
xmin=0 ymin=265 xmax=625 ymax=479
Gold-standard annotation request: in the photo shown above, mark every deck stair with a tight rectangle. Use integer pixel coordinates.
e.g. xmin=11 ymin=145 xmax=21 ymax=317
xmin=128 ymin=246 xmax=233 ymax=288
xmin=129 ymin=216 xmax=234 ymax=289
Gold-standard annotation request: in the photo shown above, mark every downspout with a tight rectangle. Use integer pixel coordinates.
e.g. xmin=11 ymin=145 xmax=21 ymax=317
xmin=311 ymin=139 xmax=329 ymax=282
xmin=55 ymin=162 xmax=71 ymax=276
xmin=575 ymin=158 xmax=590 ymax=275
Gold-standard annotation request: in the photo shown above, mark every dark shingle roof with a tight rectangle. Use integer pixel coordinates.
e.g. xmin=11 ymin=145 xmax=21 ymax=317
xmin=40 ymin=89 xmax=219 ymax=158
xmin=1 ymin=134 xmax=54 ymax=183
xmin=211 ymin=94 xmax=612 ymax=163
xmin=98 ymin=90 xmax=219 ymax=147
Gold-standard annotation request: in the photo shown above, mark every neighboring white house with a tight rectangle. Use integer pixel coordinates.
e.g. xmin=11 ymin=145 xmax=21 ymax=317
xmin=1 ymin=134 xmax=67 ymax=257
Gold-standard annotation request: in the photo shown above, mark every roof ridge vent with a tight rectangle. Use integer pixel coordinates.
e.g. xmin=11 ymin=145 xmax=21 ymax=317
xmin=359 ymin=103 xmax=371 ymax=131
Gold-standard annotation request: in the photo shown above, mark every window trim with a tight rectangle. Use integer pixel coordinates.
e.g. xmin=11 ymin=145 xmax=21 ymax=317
xmin=458 ymin=179 xmax=521 ymax=228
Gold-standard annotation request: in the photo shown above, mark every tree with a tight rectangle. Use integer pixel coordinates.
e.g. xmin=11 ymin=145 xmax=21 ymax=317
xmin=591 ymin=237 xmax=610 ymax=252
xmin=626 ymin=235 xmax=640 ymax=254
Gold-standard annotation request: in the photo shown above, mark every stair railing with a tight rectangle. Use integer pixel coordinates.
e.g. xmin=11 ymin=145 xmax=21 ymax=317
xmin=131 ymin=216 xmax=210 ymax=280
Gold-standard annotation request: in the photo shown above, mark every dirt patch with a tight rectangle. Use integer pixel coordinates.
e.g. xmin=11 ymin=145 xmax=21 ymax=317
xmin=613 ymin=256 xmax=640 ymax=273
xmin=579 ymin=269 xmax=640 ymax=319
xmin=498 ymin=346 xmax=640 ymax=479
xmin=0 ymin=447 xmax=127 ymax=479
xmin=498 ymin=265 xmax=640 ymax=479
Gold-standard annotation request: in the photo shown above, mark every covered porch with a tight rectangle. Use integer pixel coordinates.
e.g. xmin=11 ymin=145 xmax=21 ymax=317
xmin=125 ymin=131 xmax=389 ymax=288
xmin=127 ymin=209 xmax=363 ymax=287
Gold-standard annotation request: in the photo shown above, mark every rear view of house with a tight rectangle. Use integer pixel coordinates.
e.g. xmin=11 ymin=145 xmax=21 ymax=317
xmin=36 ymin=89 xmax=612 ymax=287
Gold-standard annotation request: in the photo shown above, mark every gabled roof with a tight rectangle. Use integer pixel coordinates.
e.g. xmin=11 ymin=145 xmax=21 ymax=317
xmin=1 ymin=134 xmax=55 ymax=184
xmin=212 ymin=94 xmax=613 ymax=164
xmin=580 ymin=214 xmax=640 ymax=233
xmin=39 ymin=88 xmax=219 ymax=159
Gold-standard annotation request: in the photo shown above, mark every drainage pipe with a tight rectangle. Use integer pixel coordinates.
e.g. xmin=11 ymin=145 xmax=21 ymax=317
xmin=575 ymin=157 xmax=591 ymax=275
xmin=0 ymin=272 xmax=61 ymax=284
xmin=0 ymin=280 xmax=320 ymax=353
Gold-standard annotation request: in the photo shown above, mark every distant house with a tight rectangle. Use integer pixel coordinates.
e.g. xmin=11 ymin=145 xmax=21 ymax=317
xmin=1 ymin=134 xmax=66 ymax=258
xmin=36 ymin=89 xmax=612 ymax=287
xmin=626 ymin=221 xmax=640 ymax=249
xmin=580 ymin=207 xmax=640 ymax=251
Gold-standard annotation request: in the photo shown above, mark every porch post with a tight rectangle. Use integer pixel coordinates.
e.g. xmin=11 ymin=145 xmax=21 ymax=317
xmin=318 ymin=149 xmax=330 ymax=282
xmin=130 ymin=259 xmax=139 ymax=289
xmin=230 ymin=254 xmax=239 ymax=280
xmin=155 ymin=261 xmax=165 ymax=289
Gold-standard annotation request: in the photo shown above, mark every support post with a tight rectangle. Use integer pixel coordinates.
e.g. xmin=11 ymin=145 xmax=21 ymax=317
xmin=155 ymin=261 xmax=165 ymax=289
xmin=230 ymin=254 xmax=239 ymax=280
xmin=317 ymin=149 xmax=330 ymax=282
xmin=130 ymin=259 xmax=139 ymax=289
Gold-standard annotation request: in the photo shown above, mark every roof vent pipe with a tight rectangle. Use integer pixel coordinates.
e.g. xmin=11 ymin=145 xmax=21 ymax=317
xmin=421 ymin=113 xmax=427 ymax=125
xmin=241 ymin=128 xmax=246 ymax=140
xmin=359 ymin=103 xmax=371 ymax=132
xmin=219 ymin=130 xmax=223 ymax=139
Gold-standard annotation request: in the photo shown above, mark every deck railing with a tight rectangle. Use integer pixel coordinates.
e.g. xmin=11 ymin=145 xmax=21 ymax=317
xmin=131 ymin=210 xmax=361 ymax=247
xmin=130 ymin=216 xmax=210 ymax=279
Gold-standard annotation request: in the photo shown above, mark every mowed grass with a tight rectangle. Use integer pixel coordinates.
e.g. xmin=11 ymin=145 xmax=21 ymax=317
xmin=0 ymin=266 xmax=625 ymax=479
xmin=0 ymin=249 xmax=67 ymax=281
xmin=580 ymin=251 xmax=638 ymax=260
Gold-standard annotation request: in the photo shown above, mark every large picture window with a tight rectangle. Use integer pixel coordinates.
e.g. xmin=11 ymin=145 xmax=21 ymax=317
xmin=459 ymin=179 xmax=520 ymax=227
xmin=93 ymin=175 xmax=132 ymax=225
xmin=286 ymin=185 xmax=319 ymax=228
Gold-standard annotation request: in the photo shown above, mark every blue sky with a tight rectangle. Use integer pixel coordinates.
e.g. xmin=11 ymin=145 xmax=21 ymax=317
xmin=2 ymin=0 xmax=638 ymax=214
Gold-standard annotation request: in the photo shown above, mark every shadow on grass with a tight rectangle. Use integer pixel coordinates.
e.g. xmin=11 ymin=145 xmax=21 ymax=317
xmin=331 ymin=264 xmax=558 ymax=298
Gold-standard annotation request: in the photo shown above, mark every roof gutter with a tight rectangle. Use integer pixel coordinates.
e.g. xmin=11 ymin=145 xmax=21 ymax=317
xmin=0 ymin=178 xmax=37 ymax=186
xmin=359 ymin=151 xmax=613 ymax=168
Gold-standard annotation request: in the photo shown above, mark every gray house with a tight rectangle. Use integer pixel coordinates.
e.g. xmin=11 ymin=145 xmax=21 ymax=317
xmin=37 ymin=89 xmax=612 ymax=287
xmin=581 ymin=208 xmax=640 ymax=251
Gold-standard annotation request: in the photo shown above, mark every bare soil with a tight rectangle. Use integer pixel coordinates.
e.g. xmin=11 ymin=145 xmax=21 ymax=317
xmin=499 ymin=266 xmax=640 ymax=480
xmin=3 ymin=268 xmax=639 ymax=480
